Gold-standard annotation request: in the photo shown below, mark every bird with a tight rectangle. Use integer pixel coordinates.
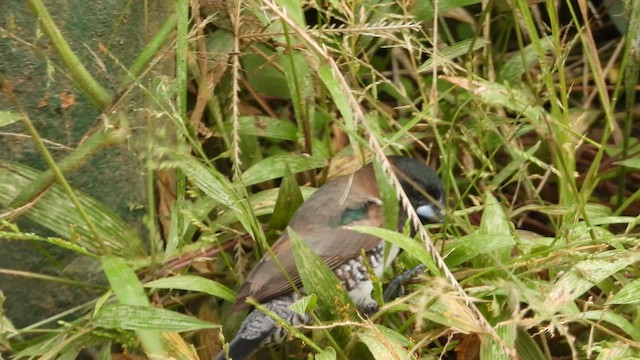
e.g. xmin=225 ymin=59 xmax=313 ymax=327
xmin=215 ymin=155 xmax=445 ymax=360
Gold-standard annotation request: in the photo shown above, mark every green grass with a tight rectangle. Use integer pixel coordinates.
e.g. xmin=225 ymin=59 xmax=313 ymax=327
xmin=1 ymin=0 xmax=640 ymax=359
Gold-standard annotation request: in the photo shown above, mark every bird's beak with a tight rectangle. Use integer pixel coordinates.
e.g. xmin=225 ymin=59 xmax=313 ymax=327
xmin=416 ymin=204 xmax=445 ymax=224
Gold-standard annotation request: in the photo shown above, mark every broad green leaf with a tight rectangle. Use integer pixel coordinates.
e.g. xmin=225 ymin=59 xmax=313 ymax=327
xmin=288 ymin=294 xmax=317 ymax=316
xmin=480 ymin=323 xmax=516 ymax=360
xmin=242 ymin=47 xmax=290 ymax=98
xmin=289 ymin=228 xmax=353 ymax=320
xmin=350 ymin=226 xmax=439 ymax=275
xmin=358 ymin=326 xmax=412 ymax=360
xmin=268 ymin=165 xmax=304 ymax=233
xmin=515 ymin=328 xmax=546 ymax=360
xmin=145 ymin=275 xmax=235 ymax=302
xmin=93 ymin=304 xmax=219 ymax=332
xmin=315 ymin=347 xmax=337 ymax=360
xmin=473 ymin=192 xmax=513 ymax=267
xmin=595 ymin=345 xmax=637 ymax=360
xmin=102 ymin=256 xmax=166 ymax=356
xmin=0 ymin=161 xmax=144 ymax=256
xmin=608 ymin=278 xmax=640 ymax=304
xmin=544 ymin=251 xmax=640 ymax=312
xmin=480 ymin=192 xmax=511 ymax=236
xmin=233 ymin=116 xmax=299 ymax=141
xmin=444 ymin=234 xmax=515 ymax=267
xmin=178 ymin=157 xmax=238 ymax=210
xmin=581 ymin=310 xmax=640 ymax=342
xmin=0 ymin=110 xmax=20 ymax=128
xmin=419 ymin=288 xmax=484 ymax=333
xmin=276 ymin=0 xmax=305 ymax=26
xmin=241 ymin=154 xmax=326 ymax=186
xmin=616 ymin=158 xmax=640 ymax=170
xmin=102 ymin=256 xmax=149 ymax=307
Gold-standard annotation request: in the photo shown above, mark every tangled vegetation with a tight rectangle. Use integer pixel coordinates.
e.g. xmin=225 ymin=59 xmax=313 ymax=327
xmin=1 ymin=0 xmax=639 ymax=359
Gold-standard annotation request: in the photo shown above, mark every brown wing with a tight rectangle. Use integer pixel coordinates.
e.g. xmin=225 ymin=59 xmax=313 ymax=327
xmin=233 ymin=164 xmax=384 ymax=310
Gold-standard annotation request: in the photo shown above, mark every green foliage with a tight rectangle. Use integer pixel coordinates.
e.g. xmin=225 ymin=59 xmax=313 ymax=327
xmin=1 ymin=0 xmax=640 ymax=359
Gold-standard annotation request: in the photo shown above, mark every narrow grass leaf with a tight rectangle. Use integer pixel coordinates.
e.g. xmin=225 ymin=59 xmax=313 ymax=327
xmin=608 ymin=278 xmax=640 ymax=304
xmin=241 ymin=154 xmax=326 ymax=186
xmin=102 ymin=256 xmax=166 ymax=356
xmin=544 ymin=250 xmax=640 ymax=311
xmin=514 ymin=329 xmax=546 ymax=360
xmin=441 ymin=76 xmax=547 ymax=134
xmin=581 ymin=310 xmax=640 ymax=342
xmin=616 ymin=158 xmax=640 ymax=170
xmin=233 ymin=116 xmax=299 ymax=140
xmin=289 ymin=228 xmax=352 ymax=320
xmin=349 ymin=226 xmax=439 ymax=275
xmin=93 ymin=304 xmax=219 ymax=332
xmin=178 ymin=157 xmax=238 ymax=210
xmin=144 ymin=275 xmax=235 ymax=302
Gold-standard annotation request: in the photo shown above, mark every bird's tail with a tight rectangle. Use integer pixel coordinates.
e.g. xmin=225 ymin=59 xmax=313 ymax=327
xmin=213 ymin=294 xmax=312 ymax=360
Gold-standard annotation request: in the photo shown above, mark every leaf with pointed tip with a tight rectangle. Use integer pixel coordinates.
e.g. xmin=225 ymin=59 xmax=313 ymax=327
xmin=268 ymin=165 xmax=304 ymax=233
xmin=544 ymin=250 xmax=640 ymax=312
xmin=608 ymin=278 xmax=640 ymax=305
xmin=358 ymin=325 xmax=412 ymax=360
xmin=241 ymin=154 xmax=326 ymax=186
xmin=445 ymin=234 xmax=515 ymax=267
xmin=581 ymin=310 xmax=640 ymax=342
xmin=231 ymin=116 xmax=299 ymax=141
xmin=288 ymin=294 xmax=317 ymax=317
xmin=480 ymin=323 xmax=516 ymax=360
xmin=93 ymin=304 xmax=219 ymax=332
xmin=349 ymin=226 xmax=439 ymax=275
xmin=514 ymin=329 xmax=546 ymax=360
xmin=145 ymin=275 xmax=235 ymax=302
xmin=101 ymin=256 xmax=165 ymax=356
xmin=0 ymin=111 xmax=20 ymax=128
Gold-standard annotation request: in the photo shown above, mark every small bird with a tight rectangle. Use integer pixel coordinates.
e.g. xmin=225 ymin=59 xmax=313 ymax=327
xmin=215 ymin=156 xmax=445 ymax=360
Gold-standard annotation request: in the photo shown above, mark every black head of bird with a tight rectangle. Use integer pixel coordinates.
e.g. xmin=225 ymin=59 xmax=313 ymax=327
xmin=215 ymin=155 xmax=445 ymax=360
